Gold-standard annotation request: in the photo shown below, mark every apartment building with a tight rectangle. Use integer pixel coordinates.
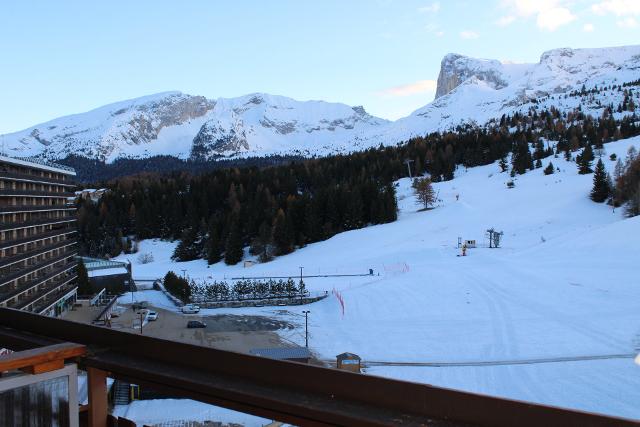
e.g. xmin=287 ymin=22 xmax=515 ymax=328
xmin=0 ymin=155 xmax=78 ymax=316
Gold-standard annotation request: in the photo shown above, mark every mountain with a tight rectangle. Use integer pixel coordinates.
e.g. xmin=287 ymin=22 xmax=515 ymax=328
xmin=360 ymin=45 xmax=640 ymax=146
xmin=2 ymin=92 xmax=387 ymax=162
xmin=2 ymin=45 xmax=639 ymax=163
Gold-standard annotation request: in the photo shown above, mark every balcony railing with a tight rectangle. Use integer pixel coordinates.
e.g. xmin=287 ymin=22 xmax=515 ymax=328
xmin=0 ymin=170 xmax=76 ymax=187
xmin=32 ymin=283 xmax=78 ymax=314
xmin=0 ymin=228 xmax=77 ymax=250
xmin=0 ymin=204 xmax=75 ymax=214
xmin=0 ymin=189 xmax=75 ymax=198
xmin=0 ymin=250 xmax=78 ymax=287
xmin=0 ymin=216 xmax=76 ymax=232
xmin=11 ymin=274 xmax=77 ymax=311
xmin=0 ymin=260 xmax=78 ymax=304
xmin=0 ymin=238 xmax=77 ymax=269
xmin=0 ymin=310 xmax=634 ymax=427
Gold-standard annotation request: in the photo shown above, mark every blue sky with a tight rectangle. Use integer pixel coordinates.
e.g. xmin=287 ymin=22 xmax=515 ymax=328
xmin=0 ymin=0 xmax=638 ymax=133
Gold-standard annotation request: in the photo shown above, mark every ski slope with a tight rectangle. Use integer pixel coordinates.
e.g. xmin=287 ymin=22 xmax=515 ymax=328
xmin=115 ymin=136 xmax=640 ymax=420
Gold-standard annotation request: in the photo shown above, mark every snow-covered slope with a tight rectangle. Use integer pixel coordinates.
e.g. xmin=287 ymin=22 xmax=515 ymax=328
xmin=2 ymin=92 xmax=387 ymax=162
xmin=2 ymin=45 xmax=639 ymax=162
xmin=116 ymin=136 xmax=640 ymax=420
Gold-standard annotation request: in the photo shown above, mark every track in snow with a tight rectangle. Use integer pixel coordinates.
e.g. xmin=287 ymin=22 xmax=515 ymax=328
xmin=357 ymin=353 xmax=636 ymax=367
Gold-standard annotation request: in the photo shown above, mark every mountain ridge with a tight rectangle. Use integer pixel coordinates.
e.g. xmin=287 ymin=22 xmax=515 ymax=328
xmin=3 ymin=44 xmax=639 ymax=163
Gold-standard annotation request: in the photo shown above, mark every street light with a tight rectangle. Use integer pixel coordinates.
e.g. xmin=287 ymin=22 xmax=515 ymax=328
xmin=302 ymin=310 xmax=310 ymax=348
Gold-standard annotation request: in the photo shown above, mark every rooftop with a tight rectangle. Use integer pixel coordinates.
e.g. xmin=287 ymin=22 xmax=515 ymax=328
xmin=0 ymin=154 xmax=76 ymax=176
xmin=249 ymin=347 xmax=312 ymax=360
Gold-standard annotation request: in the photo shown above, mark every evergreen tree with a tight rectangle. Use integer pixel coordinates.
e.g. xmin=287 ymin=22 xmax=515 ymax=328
xmin=172 ymin=227 xmax=200 ymax=261
xmin=590 ymin=159 xmax=610 ymax=203
xmin=224 ymin=219 xmax=243 ymax=265
xmin=498 ymin=156 xmax=508 ymax=173
xmin=272 ymin=209 xmax=293 ymax=256
xmin=543 ymin=162 xmax=554 ymax=175
xmin=577 ymin=144 xmax=594 ymax=174
xmin=76 ymin=262 xmax=92 ymax=295
xmin=206 ymin=226 xmax=222 ymax=265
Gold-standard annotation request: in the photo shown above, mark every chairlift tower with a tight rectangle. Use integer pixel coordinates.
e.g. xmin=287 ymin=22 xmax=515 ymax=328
xmin=404 ymin=159 xmax=414 ymax=178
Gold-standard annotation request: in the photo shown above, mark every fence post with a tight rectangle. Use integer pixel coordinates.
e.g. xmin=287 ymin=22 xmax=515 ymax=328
xmin=87 ymin=367 xmax=108 ymax=427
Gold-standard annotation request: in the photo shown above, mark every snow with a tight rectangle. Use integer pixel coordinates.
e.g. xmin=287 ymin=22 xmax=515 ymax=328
xmin=112 ymin=399 xmax=269 ymax=426
xmin=115 ymin=136 xmax=640 ymax=420
xmin=4 ymin=45 xmax=638 ymax=163
xmin=87 ymin=267 xmax=128 ymax=278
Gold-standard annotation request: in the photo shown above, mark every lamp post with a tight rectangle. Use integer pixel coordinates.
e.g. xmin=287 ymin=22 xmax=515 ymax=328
xmin=302 ymin=310 xmax=310 ymax=348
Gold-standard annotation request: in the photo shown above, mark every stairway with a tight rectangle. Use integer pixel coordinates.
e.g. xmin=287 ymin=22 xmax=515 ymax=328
xmin=112 ymin=380 xmax=131 ymax=406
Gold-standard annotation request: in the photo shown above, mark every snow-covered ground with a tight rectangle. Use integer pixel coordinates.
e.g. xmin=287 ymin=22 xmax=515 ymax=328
xmin=112 ymin=399 xmax=269 ymax=426
xmin=114 ymin=136 xmax=640 ymax=420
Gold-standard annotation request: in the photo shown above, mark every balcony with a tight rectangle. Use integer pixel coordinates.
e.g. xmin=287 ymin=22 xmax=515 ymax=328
xmin=1 ymin=260 xmax=77 ymax=303
xmin=0 ymin=170 xmax=76 ymax=187
xmin=0 ymin=250 xmax=78 ymax=287
xmin=11 ymin=274 xmax=77 ymax=311
xmin=0 ymin=228 xmax=77 ymax=250
xmin=0 ymin=189 xmax=75 ymax=198
xmin=0 ymin=204 xmax=75 ymax=214
xmin=32 ymin=283 xmax=78 ymax=314
xmin=0 ymin=216 xmax=77 ymax=232
xmin=0 ymin=310 xmax=634 ymax=427
xmin=0 ymin=238 xmax=77 ymax=269
xmin=0 ymin=260 xmax=78 ymax=305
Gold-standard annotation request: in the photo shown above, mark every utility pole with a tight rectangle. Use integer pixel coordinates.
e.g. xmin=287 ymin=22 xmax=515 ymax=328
xmin=181 ymin=269 xmax=187 ymax=279
xmin=139 ymin=311 xmax=144 ymax=335
xmin=404 ymin=159 xmax=414 ymax=178
xmin=302 ymin=310 xmax=310 ymax=348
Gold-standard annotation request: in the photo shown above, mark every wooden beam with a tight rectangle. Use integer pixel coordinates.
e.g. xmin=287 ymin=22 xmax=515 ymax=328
xmin=0 ymin=342 xmax=84 ymax=373
xmin=87 ymin=366 xmax=108 ymax=427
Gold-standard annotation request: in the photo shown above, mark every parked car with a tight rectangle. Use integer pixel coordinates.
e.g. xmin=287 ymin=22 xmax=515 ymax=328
xmin=181 ymin=304 xmax=200 ymax=314
xmin=187 ymin=320 xmax=206 ymax=328
xmin=147 ymin=311 xmax=158 ymax=321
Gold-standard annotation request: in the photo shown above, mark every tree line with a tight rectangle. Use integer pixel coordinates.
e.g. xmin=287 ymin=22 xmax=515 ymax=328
xmin=77 ymin=95 xmax=640 ymax=264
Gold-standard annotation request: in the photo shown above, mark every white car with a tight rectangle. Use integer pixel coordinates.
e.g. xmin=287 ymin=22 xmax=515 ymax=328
xmin=181 ymin=304 xmax=200 ymax=314
xmin=147 ymin=311 xmax=158 ymax=321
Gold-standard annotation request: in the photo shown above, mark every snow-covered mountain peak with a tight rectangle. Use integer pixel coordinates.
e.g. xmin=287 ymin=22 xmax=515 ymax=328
xmin=2 ymin=44 xmax=639 ymax=164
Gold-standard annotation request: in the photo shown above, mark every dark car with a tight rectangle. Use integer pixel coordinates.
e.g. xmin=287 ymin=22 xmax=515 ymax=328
xmin=187 ymin=320 xmax=206 ymax=328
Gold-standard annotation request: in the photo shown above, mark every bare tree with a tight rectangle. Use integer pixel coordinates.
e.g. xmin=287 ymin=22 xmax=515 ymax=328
xmin=413 ymin=177 xmax=436 ymax=209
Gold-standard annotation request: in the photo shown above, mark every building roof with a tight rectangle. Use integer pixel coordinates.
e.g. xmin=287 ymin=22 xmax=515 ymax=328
xmin=250 ymin=347 xmax=311 ymax=360
xmin=336 ymin=352 xmax=361 ymax=360
xmin=0 ymin=154 xmax=76 ymax=176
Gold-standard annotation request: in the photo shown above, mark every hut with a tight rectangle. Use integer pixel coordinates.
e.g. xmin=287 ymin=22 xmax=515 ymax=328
xmin=336 ymin=352 xmax=361 ymax=373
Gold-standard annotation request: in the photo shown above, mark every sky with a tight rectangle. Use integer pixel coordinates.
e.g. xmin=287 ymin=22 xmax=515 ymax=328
xmin=0 ymin=0 xmax=639 ymax=134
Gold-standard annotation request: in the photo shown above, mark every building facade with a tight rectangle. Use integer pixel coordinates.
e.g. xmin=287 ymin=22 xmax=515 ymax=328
xmin=0 ymin=155 xmax=78 ymax=316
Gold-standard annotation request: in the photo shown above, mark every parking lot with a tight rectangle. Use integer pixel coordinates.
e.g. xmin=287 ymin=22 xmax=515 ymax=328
xmin=67 ymin=302 xmax=299 ymax=355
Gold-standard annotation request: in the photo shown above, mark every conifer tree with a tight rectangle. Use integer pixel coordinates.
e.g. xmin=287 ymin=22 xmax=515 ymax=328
xmin=577 ymin=144 xmax=594 ymax=174
xmin=172 ymin=227 xmax=200 ymax=261
xmin=224 ymin=219 xmax=243 ymax=265
xmin=206 ymin=226 xmax=222 ymax=265
xmin=590 ymin=159 xmax=610 ymax=203
xmin=543 ymin=162 xmax=554 ymax=175
xmin=76 ymin=262 xmax=92 ymax=295
xmin=499 ymin=156 xmax=508 ymax=172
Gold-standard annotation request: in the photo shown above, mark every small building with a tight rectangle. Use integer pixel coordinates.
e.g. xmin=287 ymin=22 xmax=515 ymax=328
xmin=464 ymin=239 xmax=477 ymax=248
xmin=336 ymin=352 xmax=361 ymax=373
xmin=80 ymin=257 xmax=132 ymax=294
xmin=243 ymin=260 xmax=257 ymax=268
xmin=249 ymin=347 xmax=311 ymax=364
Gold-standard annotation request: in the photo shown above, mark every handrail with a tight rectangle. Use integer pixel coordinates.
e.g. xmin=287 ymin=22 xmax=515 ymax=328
xmin=0 ymin=309 xmax=635 ymax=427
xmin=0 ymin=342 xmax=85 ymax=374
